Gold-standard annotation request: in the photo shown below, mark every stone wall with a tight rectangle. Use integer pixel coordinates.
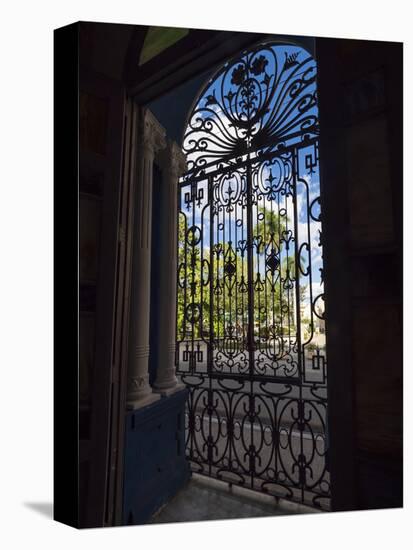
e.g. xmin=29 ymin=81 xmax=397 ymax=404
xmin=317 ymin=37 xmax=402 ymax=510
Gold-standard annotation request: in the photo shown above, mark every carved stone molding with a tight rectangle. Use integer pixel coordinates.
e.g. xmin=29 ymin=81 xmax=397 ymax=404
xmin=158 ymin=139 xmax=187 ymax=180
xmin=127 ymin=373 xmax=158 ymax=409
xmin=153 ymin=139 xmax=186 ymax=396
xmin=133 ymin=344 xmax=150 ymax=360
xmin=140 ymin=107 xmax=167 ymax=159
xmin=128 ymin=375 xmax=147 ymax=392
xmin=126 ymin=107 xmax=166 ymax=410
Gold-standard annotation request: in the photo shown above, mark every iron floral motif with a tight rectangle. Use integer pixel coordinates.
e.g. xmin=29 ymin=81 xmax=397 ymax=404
xmin=183 ymin=44 xmax=319 ymax=174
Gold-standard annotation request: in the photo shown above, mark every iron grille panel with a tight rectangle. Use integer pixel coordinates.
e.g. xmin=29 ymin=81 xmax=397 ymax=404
xmin=176 ymin=42 xmax=330 ymax=510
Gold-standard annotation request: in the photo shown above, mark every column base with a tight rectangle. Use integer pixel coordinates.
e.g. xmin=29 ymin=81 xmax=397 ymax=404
xmin=126 ymin=391 xmax=161 ymax=410
xmin=153 ymin=382 xmax=186 ymax=397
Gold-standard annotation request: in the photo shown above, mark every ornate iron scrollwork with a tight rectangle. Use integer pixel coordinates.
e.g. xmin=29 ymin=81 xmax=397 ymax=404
xmin=183 ymin=44 xmax=318 ymax=176
xmin=177 ymin=42 xmax=329 ymax=510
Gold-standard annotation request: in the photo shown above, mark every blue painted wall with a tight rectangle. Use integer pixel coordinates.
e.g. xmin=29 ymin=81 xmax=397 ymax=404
xmin=123 ymin=389 xmax=190 ymax=525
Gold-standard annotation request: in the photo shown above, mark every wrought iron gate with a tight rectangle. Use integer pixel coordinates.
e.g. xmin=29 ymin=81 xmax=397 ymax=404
xmin=176 ymin=42 xmax=330 ymax=509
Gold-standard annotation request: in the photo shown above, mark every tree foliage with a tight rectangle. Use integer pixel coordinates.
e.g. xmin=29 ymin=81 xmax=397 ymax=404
xmin=177 ymin=206 xmax=309 ymax=342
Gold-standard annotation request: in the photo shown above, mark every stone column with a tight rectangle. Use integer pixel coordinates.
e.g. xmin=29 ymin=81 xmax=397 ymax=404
xmin=153 ymin=140 xmax=187 ymax=395
xmin=127 ymin=108 xmax=166 ymax=409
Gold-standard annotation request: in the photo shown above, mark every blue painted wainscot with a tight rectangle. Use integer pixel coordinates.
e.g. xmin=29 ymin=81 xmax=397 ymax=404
xmin=123 ymin=388 xmax=190 ymax=525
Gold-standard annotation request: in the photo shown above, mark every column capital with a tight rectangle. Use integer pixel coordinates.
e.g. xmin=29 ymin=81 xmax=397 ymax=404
xmin=140 ymin=107 xmax=167 ymax=158
xmin=159 ymin=139 xmax=187 ymax=180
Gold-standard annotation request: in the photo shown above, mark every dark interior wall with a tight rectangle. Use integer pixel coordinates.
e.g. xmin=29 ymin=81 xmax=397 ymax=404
xmin=79 ymin=21 xmax=136 ymax=81
xmin=317 ymin=38 xmax=403 ymax=511
xmin=78 ymin=21 xmax=127 ymax=527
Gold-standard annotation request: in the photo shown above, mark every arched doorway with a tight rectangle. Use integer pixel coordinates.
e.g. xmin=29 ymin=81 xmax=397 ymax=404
xmin=176 ymin=41 xmax=330 ymax=509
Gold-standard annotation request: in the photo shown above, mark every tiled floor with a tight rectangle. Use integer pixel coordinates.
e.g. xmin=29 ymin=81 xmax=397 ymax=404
xmin=150 ymin=474 xmax=321 ymax=524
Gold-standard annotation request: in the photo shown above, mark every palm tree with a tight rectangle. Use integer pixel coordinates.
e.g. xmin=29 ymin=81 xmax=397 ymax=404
xmin=253 ymin=205 xmax=308 ymax=334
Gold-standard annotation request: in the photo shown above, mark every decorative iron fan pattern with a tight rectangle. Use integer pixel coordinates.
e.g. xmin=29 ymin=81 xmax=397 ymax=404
xmin=183 ymin=44 xmax=318 ymax=175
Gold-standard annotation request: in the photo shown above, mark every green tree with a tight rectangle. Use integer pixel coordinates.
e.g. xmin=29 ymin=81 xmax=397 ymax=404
xmin=176 ymin=214 xmax=209 ymax=340
xmin=177 ymin=205 xmax=309 ymax=346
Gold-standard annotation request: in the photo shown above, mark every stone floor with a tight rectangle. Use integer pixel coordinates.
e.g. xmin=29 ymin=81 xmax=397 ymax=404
xmin=150 ymin=474 xmax=322 ymax=524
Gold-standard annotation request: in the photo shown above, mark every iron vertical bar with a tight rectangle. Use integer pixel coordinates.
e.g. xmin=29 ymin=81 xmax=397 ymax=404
xmin=292 ymin=147 xmax=304 ymax=503
xmin=246 ymin=160 xmax=255 ymax=370
xmin=246 ymin=155 xmax=256 ymax=489
xmin=208 ymin=175 xmax=214 ymax=478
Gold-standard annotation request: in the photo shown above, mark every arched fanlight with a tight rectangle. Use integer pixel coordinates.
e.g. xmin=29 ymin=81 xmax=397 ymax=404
xmin=183 ymin=43 xmax=318 ymax=175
